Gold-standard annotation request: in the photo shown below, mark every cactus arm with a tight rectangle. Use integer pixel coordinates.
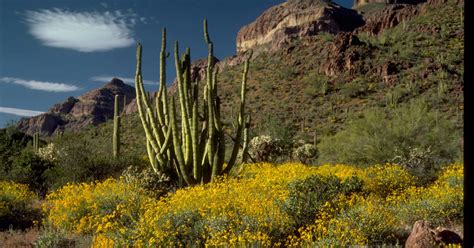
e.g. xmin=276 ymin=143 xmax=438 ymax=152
xmin=212 ymin=73 xmax=225 ymax=178
xmin=155 ymin=28 xmax=167 ymax=127
xmin=169 ymin=96 xmax=196 ymax=185
xmin=174 ymin=42 xmax=193 ymax=168
xmin=135 ymin=44 xmax=160 ymax=156
xmin=204 ymin=20 xmax=216 ymax=171
xmin=241 ymin=114 xmax=251 ymax=163
xmin=224 ymin=52 xmax=251 ymax=174
xmin=192 ymin=99 xmax=201 ymax=181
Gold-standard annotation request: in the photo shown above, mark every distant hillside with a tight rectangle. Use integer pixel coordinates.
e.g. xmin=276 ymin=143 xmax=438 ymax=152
xmin=17 ymin=78 xmax=135 ymax=136
xmin=16 ymin=0 xmax=463 ymax=152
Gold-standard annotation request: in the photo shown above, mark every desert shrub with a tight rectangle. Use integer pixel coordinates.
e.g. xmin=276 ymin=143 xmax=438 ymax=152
xmin=0 ymin=181 xmax=40 ymax=230
xmin=361 ymin=164 xmax=415 ymax=197
xmin=280 ymin=175 xmax=363 ymax=227
xmin=43 ymin=178 xmax=153 ymax=235
xmin=0 ymin=125 xmax=31 ymax=172
xmin=34 ymin=227 xmax=88 ymax=248
xmin=254 ymin=115 xmax=295 ymax=146
xmin=46 ymin=141 xmax=144 ymax=190
xmin=287 ymin=194 xmax=404 ymax=247
xmin=292 ymin=143 xmax=318 ymax=164
xmin=248 ymin=135 xmax=285 ymax=162
xmin=8 ymin=150 xmax=53 ymax=197
xmin=340 ymin=77 xmax=370 ymax=98
xmin=121 ymin=166 xmax=176 ymax=198
xmin=387 ymin=163 xmax=463 ymax=226
xmin=36 ymin=143 xmax=62 ymax=163
xmin=317 ymin=100 xmax=461 ymax=184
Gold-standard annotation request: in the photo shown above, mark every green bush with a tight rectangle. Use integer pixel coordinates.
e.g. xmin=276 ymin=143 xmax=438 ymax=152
xmin=280 ymin=175 xmax=362 ymax=227
xmin=0 ymin=124 xmax=31 ymax=172
xmin=46 ymin=137 xmax=145 ymax=190
xmin=7 ymin=150 xmax=52 ymax=197
xmin=317 ymin=100 xmax=461 ymax=184
xmin=34 ymin=227 xmax=85 ymax=248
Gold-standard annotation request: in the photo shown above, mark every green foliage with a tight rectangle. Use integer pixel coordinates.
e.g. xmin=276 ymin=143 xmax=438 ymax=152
xmin=0 ymin=125 xmax=31 ymax=175
xmin=280 ymin=175 xmax=362 ymax=227
xmin=9 ymin=150 xmax=53 ymax=196
xmin=254 ymin=115 xmax=295 ymax=145
xmin=35 ymin=227 xmax=85 ymax=248
xmin=47 ymin=140 xmax=142 ymax=190
xmin=317 ymin=100 xmax=461 ymax=184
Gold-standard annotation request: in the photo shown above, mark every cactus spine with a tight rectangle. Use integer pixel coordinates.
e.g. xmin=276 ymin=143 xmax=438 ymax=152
xmin=113 ymin=94 xmax=120 ymax=158
xmin=135 ymin=20 xmax=251 ymax=186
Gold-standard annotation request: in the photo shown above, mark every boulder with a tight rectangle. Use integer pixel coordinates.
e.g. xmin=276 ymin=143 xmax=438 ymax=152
xmin=405 ymin=220 xmax=463 ymax=248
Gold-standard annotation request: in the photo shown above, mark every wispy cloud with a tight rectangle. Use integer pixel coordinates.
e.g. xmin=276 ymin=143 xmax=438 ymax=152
xmin=0 ymin=106 xmax=44 ymax=117
xmin=90 ymin=75 xmax=157 ymax=85
xmin=0 ymin=77 xmax=80 ymax=92
xmin=25 ymin=8 xmax=139 ymax=52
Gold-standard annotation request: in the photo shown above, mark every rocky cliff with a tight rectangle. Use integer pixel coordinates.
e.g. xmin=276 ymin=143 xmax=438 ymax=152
xmin=17 ymin=78 xmax=135 ymax=136
xmin=236 ymin=0 xmax=364 ymax=53
xmin=353 ymin=0 xmax=426 ymax=10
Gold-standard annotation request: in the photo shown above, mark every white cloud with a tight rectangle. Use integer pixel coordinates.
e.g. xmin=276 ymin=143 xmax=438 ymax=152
xmin=0 ymin=77 xmax=80 ymax=92
xmin=0 ymin=106 xmax=44 ymax=117
xmin=25 ymin=8 xmax=136 ymax=52
xmin=90 ymin=75 xmax=157 ymax=85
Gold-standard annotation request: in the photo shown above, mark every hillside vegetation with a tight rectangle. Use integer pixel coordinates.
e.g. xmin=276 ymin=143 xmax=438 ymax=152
xmin=0 ymin=0 xmax=464 ymax=246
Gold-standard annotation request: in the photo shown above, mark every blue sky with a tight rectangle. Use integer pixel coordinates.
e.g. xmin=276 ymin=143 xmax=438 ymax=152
xmin=0 ymin=0 xmax=353 ymax=128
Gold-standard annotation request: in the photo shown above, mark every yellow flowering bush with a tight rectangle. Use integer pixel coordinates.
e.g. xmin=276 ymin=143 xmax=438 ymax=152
xmin=0 ymin=181 xmax=40 ymax=229
xmin=361 ymin=164 xmax=415 ymax=197
xmin=43 ymin=178 xmax=153 ymax=238
xmin=42 ymin=162 xmax=463 ymax=246
xmin=387 ymin=163 xmax=463 ymax=226
xmin=135 ymin=163 xmax=313 ymax=246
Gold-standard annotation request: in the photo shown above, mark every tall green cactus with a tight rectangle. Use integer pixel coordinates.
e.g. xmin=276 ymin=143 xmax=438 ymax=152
xmin=113 ymin=94 xmax=120 ymax=158
xmin=135 ymin=20 xmax=252 ymax=186
xmin=33 ymin=132 xmax=39 ymax=152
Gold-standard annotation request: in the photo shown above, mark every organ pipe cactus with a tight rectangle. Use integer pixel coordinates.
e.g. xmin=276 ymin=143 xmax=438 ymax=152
xmin=135 ymin=20 xmax=252 ymax=186
xmin=113 ymin=94 xmax=120 ymax=158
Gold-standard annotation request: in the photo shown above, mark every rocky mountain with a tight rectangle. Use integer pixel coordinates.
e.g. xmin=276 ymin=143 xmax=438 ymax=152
xmin=17 ymin=78 xmax=135 ymax=136
xmin=236 ymin=0 xmax=364 ymax=53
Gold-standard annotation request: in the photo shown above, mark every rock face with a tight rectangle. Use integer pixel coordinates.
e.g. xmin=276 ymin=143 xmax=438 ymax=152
xmin=236 ymin=0 xmax=364 ymax=53
xmin=355 ymin=4 xmax=421 ymax=35
xmin=353 ymin=0 xmax=425 ymax=9
xmin=320 ymin=32 xmax=366 ymax=76
xmin=405 ymin=220 xmax=462 ymax=248
xmin=17 ymin=78 xmax=136 ymax=136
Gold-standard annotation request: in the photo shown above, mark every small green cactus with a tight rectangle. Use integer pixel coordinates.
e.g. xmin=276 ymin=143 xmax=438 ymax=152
xmin=385 ymin=91 xmax=400 ymax=108
xmin=33 ymin=132 xmax=40 ymax=152
xmin=113 ymin=94 xmax=120 ymax=158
